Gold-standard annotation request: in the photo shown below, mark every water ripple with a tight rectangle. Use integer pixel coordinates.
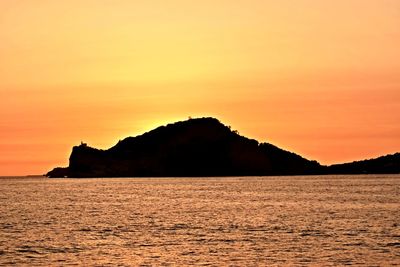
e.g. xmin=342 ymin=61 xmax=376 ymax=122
xmin=0 ymin=175 xmax=399 ymax=265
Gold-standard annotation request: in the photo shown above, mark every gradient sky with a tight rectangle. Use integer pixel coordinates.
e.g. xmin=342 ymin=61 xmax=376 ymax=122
xmin=1 ymin=0 xmax=399 ymax=175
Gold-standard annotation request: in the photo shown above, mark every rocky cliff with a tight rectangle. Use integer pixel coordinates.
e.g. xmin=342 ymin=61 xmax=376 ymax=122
xmin=46 ymin=117 xmax=322 ymax=177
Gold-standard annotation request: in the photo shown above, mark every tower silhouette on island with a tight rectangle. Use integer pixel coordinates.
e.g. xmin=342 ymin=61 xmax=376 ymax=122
xmin=46 ymin=117 xmax=400 ymax=177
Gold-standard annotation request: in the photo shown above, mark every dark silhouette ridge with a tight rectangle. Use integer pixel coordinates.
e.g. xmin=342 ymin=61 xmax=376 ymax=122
xmin=46 ymin=117 xmax=400 ymax=178
xmin=326 ymin=153 xmax=400 ymax=174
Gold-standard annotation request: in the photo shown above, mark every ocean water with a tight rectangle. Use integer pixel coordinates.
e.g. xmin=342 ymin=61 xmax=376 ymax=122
xmin=0 ymin=175 xmax=399 ymax=266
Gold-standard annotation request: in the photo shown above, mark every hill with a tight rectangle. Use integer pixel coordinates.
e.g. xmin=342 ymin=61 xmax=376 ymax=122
xmin=326 ymin=153 xmax=400 ymax=174
xmin=46 ymin=117 xmax=321 ymax=177
xmin=46 ymin=117 xmax=400 ymax=177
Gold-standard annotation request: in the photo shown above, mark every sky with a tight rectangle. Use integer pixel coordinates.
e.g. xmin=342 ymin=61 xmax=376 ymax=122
xmin=1 ymin=0 xmax=399 ymax=175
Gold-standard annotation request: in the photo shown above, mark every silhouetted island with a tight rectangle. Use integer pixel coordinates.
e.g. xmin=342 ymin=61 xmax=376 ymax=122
xmin=46 ymin=117 xmax=400 ymax=177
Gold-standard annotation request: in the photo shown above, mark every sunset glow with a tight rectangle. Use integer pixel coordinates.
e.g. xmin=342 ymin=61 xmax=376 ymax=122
xmin=1 ymin=0 xmax=399 ymax=175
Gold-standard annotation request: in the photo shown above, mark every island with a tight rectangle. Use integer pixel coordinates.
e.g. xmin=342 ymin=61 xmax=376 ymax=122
xmin=46 ymin=117 xmax=400 ymax=177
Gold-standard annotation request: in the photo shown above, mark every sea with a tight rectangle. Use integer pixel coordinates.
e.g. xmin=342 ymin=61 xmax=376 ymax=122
xmin=0 ymin=175 xmax=399 ymax=266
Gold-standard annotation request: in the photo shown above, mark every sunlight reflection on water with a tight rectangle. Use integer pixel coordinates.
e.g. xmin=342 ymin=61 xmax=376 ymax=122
xmin=0 ymin=175 xmax=399 ymax=265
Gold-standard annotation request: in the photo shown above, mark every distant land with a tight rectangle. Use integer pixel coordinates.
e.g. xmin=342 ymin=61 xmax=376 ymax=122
xmin=46 ymin=117 xmax=400 ymax=177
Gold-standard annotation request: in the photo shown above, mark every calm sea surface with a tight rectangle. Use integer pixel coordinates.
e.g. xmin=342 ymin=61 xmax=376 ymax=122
xmin=0 ymin=175 xmax=399 ymax=266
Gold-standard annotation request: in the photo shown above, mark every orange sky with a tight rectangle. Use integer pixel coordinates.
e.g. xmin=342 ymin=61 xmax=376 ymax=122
xmin=1 ymin=0 xmax=399 ymax=175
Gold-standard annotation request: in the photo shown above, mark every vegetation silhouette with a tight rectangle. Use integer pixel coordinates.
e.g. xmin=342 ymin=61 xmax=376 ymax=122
xmin=46 ymin=117 xmax=399 ymax=177
xmin=327 ymin=153 xmax=400 ymax=174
